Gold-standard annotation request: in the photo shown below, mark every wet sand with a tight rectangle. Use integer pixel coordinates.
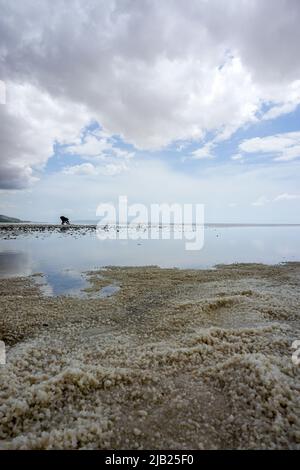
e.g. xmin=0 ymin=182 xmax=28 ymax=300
xmin=0 ymin=263 xmax=299 ymax=449
xmin=2 ymin=222 xmax=299 ymax=240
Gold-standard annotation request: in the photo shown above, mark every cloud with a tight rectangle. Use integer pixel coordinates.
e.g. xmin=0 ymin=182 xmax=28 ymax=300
xmin=274 ymin=193 xmax=300 ymax=201
xmin=1 ymin=0 xmax=300 ymax=188
xmin=239 ymin=131 xmax=300 ymax=161
xmin=67 ymin=133 xmax=114 ymax=159
xmin=0 ymin=82 xmax=90 ymax=189
xmin=261 ymin=81 xmax=300 ymax=120
xmin=63 ymin=163 xmax=98 ymax=176
xmin=64 ymin=131 xmax=134 ymax=162
xmin=5 ymin=157 xmax=300 ymax=223
xmin=64 ymin=161 xmax=128 ymax=177
xmin=251 ymin=196 xmax=270 ymax=207
xmin=231 ymin=153 xmax=244 ymax=161
xmin=251 ymin=192 xmax=300 ymax=206
xmin=0 ymin=163 xmax=37 ymax=190
xmin=191 ymin=143 xmax=215 ymax=160
xmin=61 ymin=129 xmax=133 ymax=177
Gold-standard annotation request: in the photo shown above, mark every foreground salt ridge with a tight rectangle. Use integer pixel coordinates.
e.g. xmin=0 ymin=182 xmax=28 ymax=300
xmin=0 ymin=264 xmax=299 ymax=449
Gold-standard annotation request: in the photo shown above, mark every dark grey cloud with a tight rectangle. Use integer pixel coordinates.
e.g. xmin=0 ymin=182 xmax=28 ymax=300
xmin=0 ymin=162 xmax=33 ymax=189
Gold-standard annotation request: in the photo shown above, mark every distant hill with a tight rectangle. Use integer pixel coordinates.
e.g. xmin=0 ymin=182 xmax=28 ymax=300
xmin=0 ymin=214 xmax=26 ymax=223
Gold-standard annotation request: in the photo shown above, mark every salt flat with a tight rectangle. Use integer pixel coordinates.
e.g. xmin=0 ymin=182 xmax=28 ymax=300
xmin=0 ymin=263 xmax=299 ymax=449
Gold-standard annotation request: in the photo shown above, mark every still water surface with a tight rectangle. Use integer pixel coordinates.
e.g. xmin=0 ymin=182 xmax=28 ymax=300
xmin=0 ymin=225 xmax=299 ymax=296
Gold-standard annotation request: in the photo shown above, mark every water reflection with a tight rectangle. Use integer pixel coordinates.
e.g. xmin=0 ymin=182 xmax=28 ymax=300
xmin=0 ymin=226 xmax=299 ymax=297
xmin=99 ymin=284 xmax=121 ymax=298
xmin=34 ymin=269 xmax=90 ymax=297
xmin=0 ymin=251 xmax=32 ymax=277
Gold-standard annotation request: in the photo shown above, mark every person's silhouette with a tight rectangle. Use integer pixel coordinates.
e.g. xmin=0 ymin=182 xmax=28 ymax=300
xmin=60 ymin=216 xmax=70 ymax=225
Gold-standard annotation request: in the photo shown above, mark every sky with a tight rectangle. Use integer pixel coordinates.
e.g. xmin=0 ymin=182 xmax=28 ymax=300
xmin=0 ymin=0 xmax=300 ymax=223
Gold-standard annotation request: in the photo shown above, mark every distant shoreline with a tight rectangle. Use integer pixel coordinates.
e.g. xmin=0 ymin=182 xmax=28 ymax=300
xmin=1 ymin=222 xmax=300 ymax=242
xmin=1 ymin=222 xmax=300 ymax=228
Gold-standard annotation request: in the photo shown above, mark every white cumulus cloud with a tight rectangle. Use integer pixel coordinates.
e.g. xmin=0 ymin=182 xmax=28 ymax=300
xmin=1 ymin=0 xmax=300 ymax=188
xmin=239 ymin=131 xmax=300 ymax=161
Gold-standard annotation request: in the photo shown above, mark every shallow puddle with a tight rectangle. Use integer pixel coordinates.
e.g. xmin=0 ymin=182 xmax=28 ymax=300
xmin=99 ymin=284 xmax=121 ymax=298
xmin=33 ymin=269 xmax=120 ymax=299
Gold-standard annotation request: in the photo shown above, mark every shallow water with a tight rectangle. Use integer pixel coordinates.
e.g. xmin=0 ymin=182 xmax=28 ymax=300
xmin=99 ymin=284 xmax=121 ymax=298
xmin=31 ymin=271 xmax=120 ymax=299
xmin=0 ymin=224 xmax=300 ymax=295
xmin=32 ymin=270 xmax=94 ymax=297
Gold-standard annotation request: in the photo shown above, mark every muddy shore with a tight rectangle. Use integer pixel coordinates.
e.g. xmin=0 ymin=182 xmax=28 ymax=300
xmin=0 ymin=263 xmax=299 ymax=449
xmin=0 ymin=223 xmax=98 ymax=239
xmin=2 ymin=223 xmax=299 ymax=240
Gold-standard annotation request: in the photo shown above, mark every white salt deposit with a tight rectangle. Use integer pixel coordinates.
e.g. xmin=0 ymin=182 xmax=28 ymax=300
xmin=0 ymin=264 xmax=299 ymax=449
